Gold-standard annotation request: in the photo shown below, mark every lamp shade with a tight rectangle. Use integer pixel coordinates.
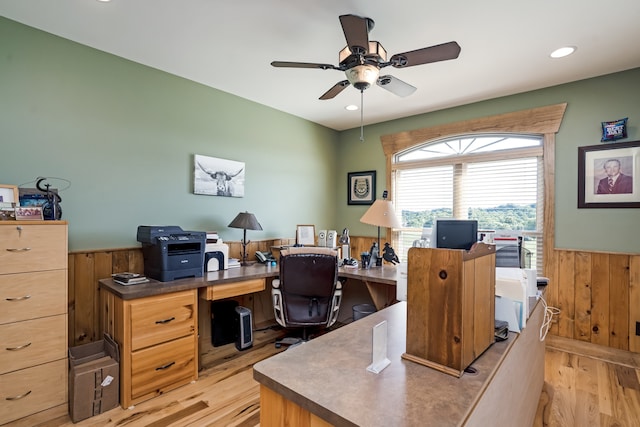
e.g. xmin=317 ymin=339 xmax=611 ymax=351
xmin=359 ymin=199 xmax=401 ymax=229
xmin=228 ymin=212 xmax=263 ymax=231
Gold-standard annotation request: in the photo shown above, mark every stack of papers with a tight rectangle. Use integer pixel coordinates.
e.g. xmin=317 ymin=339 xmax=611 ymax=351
xmin=227 ymin=258 xmax=241 ymax=268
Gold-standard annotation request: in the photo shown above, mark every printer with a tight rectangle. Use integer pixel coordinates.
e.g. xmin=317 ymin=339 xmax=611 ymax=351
xmin=137 ymin=225 xmax=206 ymax=282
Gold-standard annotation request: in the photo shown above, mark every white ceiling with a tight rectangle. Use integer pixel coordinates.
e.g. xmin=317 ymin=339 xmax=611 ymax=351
xmin=2 ymin=0 xmax=640 ymax=131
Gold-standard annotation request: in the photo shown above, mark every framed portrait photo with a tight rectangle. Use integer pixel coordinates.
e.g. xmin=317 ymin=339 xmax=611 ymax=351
xmin=347 ymin=170 xmax=376 ymax=205
xmin=578 ymin=140 xmax=640 ymax=208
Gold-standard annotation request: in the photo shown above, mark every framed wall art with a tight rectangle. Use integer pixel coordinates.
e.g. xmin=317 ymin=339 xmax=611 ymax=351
xmin=578 ymin=140 xmax=640 ymax=208
xmin=347 ymin=170 xmax=376 ymax=205
xmin=194 ymin=154 xmax=245 ymax=198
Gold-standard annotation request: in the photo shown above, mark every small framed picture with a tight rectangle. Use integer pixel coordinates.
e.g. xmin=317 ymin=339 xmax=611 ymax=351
xmin=578 ymin=140 xmax=640 ymax=208
xmin=296 ymin=224 xmax=316 ymax=246
xmin=347 ymin=171 xmax=376 ymax=205
xmin=15 ymin=206 xmax=44 ymax=220
xmin=0 ymin=185 xmax=18 ymax=205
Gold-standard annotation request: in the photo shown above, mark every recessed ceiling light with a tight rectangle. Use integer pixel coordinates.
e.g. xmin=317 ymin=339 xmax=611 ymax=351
xmin=345 ymin=105 xmax=358 ymax=111
xmin=550 ymin=46 xmax=576 ymax=59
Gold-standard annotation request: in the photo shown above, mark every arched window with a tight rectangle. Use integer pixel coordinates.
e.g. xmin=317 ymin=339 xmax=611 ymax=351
xmin=392 ymin=134 xmax=543 ymax=269
xmin=379 ymin=103 xmax=567 ymax=276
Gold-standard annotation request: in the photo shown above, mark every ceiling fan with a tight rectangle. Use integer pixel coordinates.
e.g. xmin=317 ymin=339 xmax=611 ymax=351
xmin=271 ymin=14 xmax=462 ymax=100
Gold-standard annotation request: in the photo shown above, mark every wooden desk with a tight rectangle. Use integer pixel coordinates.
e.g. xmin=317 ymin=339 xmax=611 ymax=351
xmin=254 ymin=299 xmax=545 ymax=427
xmin=98 ymin=263 xmax=401 ymax=408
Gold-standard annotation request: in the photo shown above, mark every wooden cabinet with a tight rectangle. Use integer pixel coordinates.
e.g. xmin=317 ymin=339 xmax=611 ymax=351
xmin=402 ymin=244 xmax=495 ymax=377
xmin=102 ymin=289 xmax=198 ymax=408
xmin=0 ymin=221 xmax=68 ymax=425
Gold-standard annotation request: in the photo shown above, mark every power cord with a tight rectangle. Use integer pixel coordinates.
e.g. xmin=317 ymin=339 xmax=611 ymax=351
xmin=538 ymin=293 xmax=560 ymax=341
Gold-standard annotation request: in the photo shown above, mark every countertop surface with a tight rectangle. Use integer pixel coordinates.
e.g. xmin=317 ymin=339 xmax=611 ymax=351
xmin=253 ymin=302 xmax=515 ymax=427
xmin=99 ymin=264 xmax=401 ymax=300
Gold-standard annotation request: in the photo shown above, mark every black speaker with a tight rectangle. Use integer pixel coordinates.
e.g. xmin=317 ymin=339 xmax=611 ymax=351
xmin=234 ymin=306 xmax=253 ymax=350
xmin=211 ymin=300 xmax=238 ymax=347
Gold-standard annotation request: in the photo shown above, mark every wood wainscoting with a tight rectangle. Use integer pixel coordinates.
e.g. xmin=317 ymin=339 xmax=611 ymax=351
xmin=546 ymin=249 xmax=640 ymax=353
xmin=68 ymin=239 xmax=640 ymax=355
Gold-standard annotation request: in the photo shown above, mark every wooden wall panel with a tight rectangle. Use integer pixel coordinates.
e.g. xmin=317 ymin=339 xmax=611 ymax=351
xmin=590 ymin=253 xmax=611 ymax=347
xmin=69 ymin=241 xmax=639 ymax=354
xmin=630 ymin=256 xmax=640 ymax=352
xmin=547 ymin=249 xmax=638 ymax=352
xmin=609 ymin=254 xmax=629 ymax=350
xmin=574 ymin=251 xmax=592 ymax=342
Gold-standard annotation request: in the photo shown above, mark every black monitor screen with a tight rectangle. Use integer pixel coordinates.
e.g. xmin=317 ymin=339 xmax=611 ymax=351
xmin=435 ymin=219 xmax=478 ymax=250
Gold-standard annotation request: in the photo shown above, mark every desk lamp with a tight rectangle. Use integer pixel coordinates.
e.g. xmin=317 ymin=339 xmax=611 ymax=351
xmin=359 ymin=191 xmax=402 ymax=266
xmin=228 ymin=211 xmax=263 ymax=266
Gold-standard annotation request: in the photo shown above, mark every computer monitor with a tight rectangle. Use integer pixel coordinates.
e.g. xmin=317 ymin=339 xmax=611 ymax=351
xmin=433 ymin=219 xmax=478 ymax=250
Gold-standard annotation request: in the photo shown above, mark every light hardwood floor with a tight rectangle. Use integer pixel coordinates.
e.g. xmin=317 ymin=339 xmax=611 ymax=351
xmin=37 ymin=332 xmax=640 ymax=427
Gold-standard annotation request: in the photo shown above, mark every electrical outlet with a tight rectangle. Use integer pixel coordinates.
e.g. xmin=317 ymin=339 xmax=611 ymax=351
xmin=636 ymin=321 xmax=640 ymax=336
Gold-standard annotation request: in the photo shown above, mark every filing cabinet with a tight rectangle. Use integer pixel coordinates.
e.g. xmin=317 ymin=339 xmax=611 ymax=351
xmin=0 ymin=221 xmax=68 ymax=425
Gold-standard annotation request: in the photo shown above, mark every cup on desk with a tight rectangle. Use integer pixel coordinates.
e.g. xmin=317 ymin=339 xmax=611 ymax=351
xmin=361 ymin=253 xmax=371 ymax=269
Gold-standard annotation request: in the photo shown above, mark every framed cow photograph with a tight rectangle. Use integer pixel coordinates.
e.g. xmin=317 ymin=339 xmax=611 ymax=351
xmin=194 ymin=154 xmax=245 ymax=198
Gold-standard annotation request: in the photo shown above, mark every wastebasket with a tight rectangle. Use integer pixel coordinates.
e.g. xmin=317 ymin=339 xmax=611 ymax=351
xmin=353 ymin=303 xmax=377 ymax=320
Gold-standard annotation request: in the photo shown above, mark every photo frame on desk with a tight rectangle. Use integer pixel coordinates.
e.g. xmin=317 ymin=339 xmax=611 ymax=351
xmin=15 ymin=206 xmax=44 ymax=220
xmin=0 ymin=185 xmax=18 ymax=205
xmin=296 ymin=224 xmax=316 ymax=246
xmin=347 ymin=170 xmax=376 ymax=205
xmin=578 ymin=140 xmax=640 ymax=208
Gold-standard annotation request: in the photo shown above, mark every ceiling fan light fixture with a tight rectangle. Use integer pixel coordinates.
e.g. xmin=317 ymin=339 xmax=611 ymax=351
xmin=346 ymin=64 xmax=380 ymax=90
xmin=339 ymin=41 xmax=387 ymax=63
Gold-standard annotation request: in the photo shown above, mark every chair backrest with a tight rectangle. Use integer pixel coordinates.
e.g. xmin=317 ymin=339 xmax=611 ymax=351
xmin=277 ymin=248 xmax=339 ymax=326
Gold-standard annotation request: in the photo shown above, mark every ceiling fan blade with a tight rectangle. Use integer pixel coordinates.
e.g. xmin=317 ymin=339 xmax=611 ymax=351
xmin=377 ymin=75 xmax=417 ymax=97
xmin=388 ymin=41 xmax=461 ymax=68
xmin=319 ymin=80 xmax=350 ymax=100
xmin=339 ymin=14 xmax=371 ymax=55
xmin=271 ymin=61 xmax=338 ymax=70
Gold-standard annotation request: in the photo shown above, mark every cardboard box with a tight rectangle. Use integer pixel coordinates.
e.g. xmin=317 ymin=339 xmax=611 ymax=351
xmin=68 ymin=334 xmax=120 ymax=423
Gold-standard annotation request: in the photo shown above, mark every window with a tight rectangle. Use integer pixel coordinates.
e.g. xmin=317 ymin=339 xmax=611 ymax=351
xmin=392 ymin=134 xmax=544 ymax=271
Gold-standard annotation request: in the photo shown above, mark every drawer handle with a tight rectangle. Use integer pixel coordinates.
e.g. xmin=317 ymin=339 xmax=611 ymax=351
xmin=155 ymin=361 xmax=175 ymax=371
xmin=155 ymin=317 xmax=175 ymax=324
xmin=6 ymin=342 xmax=32 ymax=351
xmin=6 ymin=390 xmax=32 ymax=401
xmin=6 ymin=247 xmax=32 ymax=252
xmin=6 ymin=295 xmax=31 ymax=301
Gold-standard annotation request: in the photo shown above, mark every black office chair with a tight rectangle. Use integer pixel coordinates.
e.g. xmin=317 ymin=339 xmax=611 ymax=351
xmin=272 ymin=247 xmax=342 ymax=347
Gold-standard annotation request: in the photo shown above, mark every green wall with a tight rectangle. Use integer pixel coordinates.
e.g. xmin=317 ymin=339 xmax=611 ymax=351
xmin=336 ymin=68 xmax=640 ymax=253
xmin=0 ymin=17 xmax=339 ymax=251
xmin=1 ymin=16 xmax=638 ymax=254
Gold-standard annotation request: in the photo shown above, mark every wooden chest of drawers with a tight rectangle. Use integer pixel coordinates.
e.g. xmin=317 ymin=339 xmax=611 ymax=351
xmin=0 ymin=221 xmax=68 ymax=425
xmin=101 ymin=289 xmax=198 ymax=408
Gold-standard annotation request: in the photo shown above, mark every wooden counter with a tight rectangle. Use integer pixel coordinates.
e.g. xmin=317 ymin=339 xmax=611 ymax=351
xmin=254 ymin=299 xmax=545 ymax=427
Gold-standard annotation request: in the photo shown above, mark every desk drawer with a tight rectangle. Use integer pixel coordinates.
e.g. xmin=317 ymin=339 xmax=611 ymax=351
xmin=205 ymin=278 xmax=265 ymax=300
xmin=0 ymin=315 xmax=67 ymax=375
xmin=0 ymin=224 xmax=67 ymax=274
xmin=0 ymin=359 xmax=67 ymax=425
xmin=131 ymin=335 xmax=196 ymax=402
xmin=0 ymin=270 xmax=67 ymax=324
xmin=130 ymin=290 xmax=196 ymax=351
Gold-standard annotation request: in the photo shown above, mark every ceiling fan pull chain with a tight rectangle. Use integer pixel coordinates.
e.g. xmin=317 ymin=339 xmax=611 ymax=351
xmin=360 ymin=89 xmax=364 ymax=142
